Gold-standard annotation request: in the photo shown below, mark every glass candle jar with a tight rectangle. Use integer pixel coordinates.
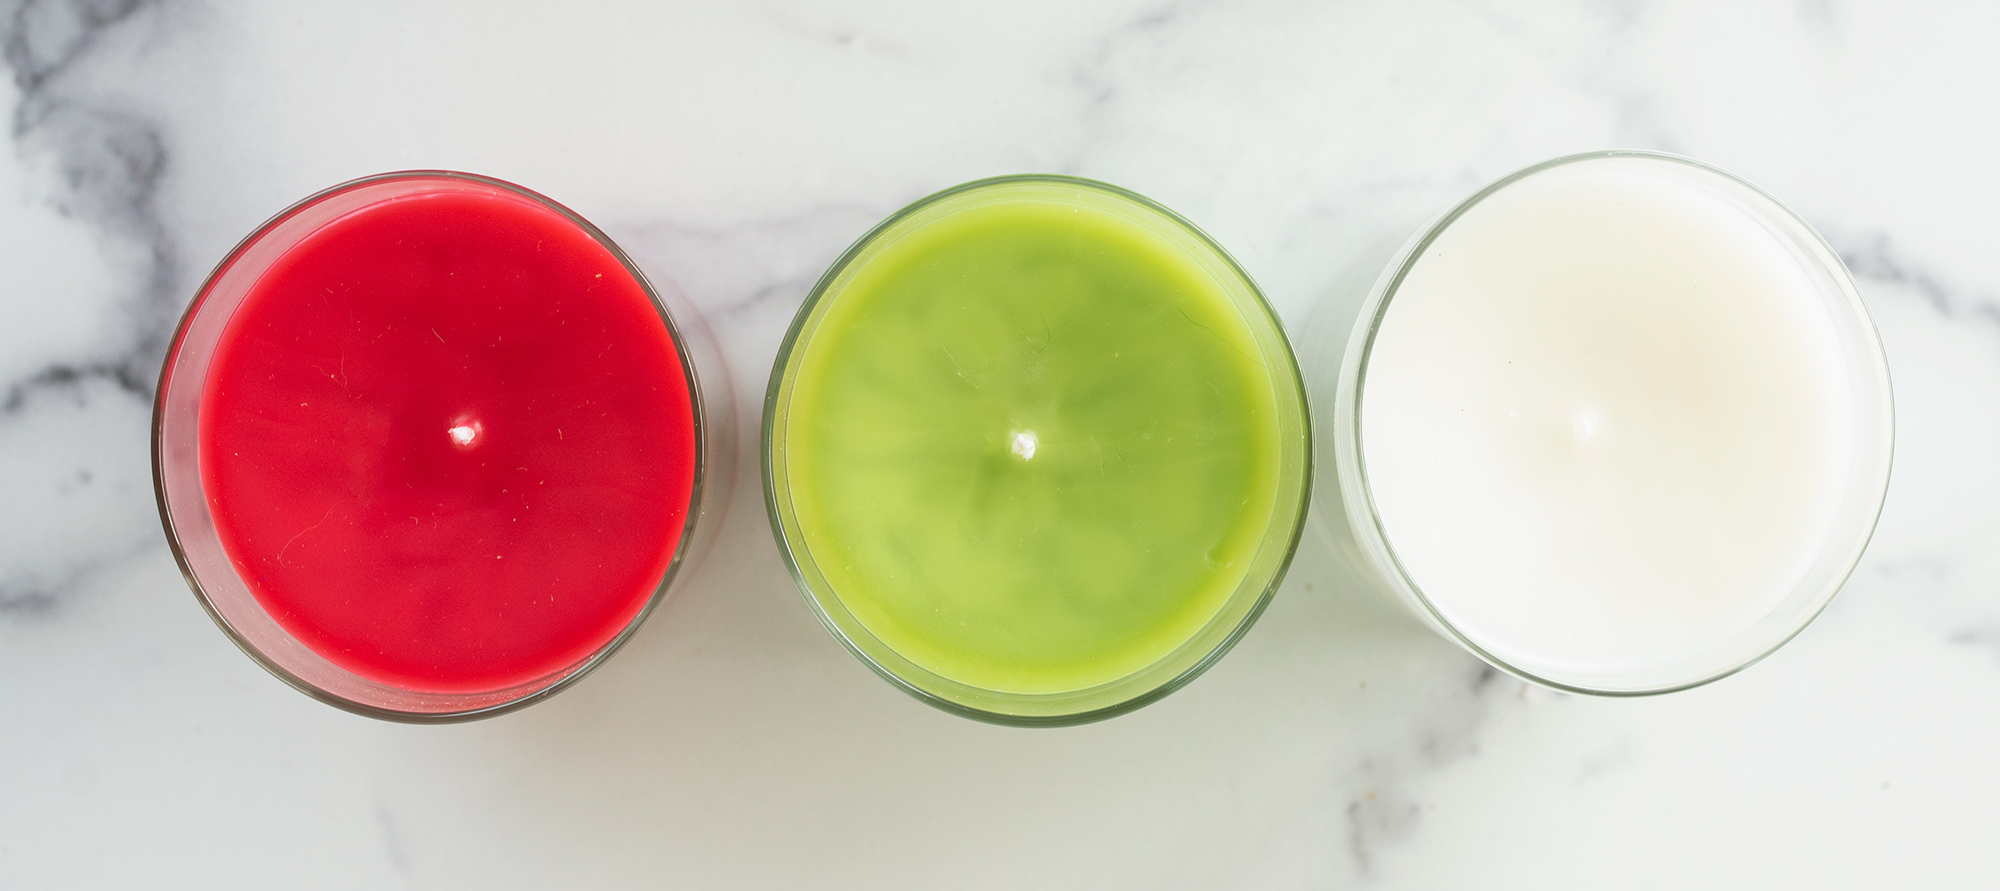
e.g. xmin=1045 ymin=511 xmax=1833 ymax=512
xmin=765 ymin=175 xmax=1312 ymax=724
xmin=1313 ymin=151 xmax=1893 ymax=694
xmin=155 ymin=171 xmax=728 ymax=721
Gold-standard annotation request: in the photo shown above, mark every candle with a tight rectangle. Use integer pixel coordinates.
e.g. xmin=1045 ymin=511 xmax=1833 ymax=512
xmin=766 ymin=176 xmax=1310 ymax=723
xmin=1323 ymin=152 xmax=1892 ymax=693
xmin=155 ymin=172 xmax=710 ymax=718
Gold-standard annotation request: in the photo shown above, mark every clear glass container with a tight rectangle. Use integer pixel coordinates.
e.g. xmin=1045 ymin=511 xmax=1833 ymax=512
xmin=764 ymin=175 xmax=1313 ymax=725
xmin=1314 ymin=151 xmax=1894 ymax=695
xmin=154 ymin=171 xmax=729 ymax=721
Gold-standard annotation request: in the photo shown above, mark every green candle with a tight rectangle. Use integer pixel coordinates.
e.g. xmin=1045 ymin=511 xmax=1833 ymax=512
xmin=766 ymin=176 xmax=1309 ymax=723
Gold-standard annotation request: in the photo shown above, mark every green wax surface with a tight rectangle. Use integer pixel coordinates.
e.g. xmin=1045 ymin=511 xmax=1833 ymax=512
xmin=785 ymin=192 xmax=1283 ymax=694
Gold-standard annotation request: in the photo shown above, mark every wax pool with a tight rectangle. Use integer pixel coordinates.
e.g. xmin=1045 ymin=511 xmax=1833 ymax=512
xmin=780 ymin=185 xmax=1288 ymax=696
xmin=1358 ymin=156 xmax=1864 ymax=679
xmin=198 ymin=178 xmax=696 ymax=693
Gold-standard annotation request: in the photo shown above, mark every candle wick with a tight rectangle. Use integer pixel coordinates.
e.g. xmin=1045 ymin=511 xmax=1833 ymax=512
xmin=1572 ymin=411 xmax=1598 ymax=441
xmin=1010 ymin=430 xmax=1038 ymax=461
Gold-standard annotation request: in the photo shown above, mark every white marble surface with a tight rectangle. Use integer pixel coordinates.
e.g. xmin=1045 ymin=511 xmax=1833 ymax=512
xmin=4 ymin=0 xmax=1999 ymax=886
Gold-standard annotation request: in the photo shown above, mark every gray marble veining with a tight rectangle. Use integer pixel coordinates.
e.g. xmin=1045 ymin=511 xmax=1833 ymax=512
xmin=1 ymin=0 xmax=176 ymax=618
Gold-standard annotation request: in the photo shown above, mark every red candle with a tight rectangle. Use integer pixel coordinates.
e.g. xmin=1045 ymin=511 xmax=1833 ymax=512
xmin=160 ymin=172 xmax=700 ymax=710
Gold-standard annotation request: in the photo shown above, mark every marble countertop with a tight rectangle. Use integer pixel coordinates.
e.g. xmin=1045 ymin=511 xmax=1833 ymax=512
xmin=5 ymin=1 xmax=1997 ymax=887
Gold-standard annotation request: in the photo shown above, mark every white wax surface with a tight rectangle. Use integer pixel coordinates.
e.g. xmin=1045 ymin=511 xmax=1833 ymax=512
xmin=1360 ymin=157 xmax=1854 ymax=678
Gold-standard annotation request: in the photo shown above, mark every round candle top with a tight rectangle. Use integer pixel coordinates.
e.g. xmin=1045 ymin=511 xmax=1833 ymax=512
xmin=198 ymin=177 xmax=697 ymax=694
xmin=1357 ymin=154 xmax=1885 ymax=684
xmin=771 ymin=177 xmax=1309 ymax=715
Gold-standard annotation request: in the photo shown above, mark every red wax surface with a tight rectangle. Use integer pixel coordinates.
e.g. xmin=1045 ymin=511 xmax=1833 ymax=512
xmin=199 ymin=180 xmax=696 ymax=693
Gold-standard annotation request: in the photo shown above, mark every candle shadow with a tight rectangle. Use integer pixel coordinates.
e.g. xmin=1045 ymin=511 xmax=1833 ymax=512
xmin=397 ymin=477 xmax=1497 ymax=884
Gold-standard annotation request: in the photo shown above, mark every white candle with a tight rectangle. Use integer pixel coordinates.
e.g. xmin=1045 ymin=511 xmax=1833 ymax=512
xmin=1329 ymin=153 xmax=1892 ymax=693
